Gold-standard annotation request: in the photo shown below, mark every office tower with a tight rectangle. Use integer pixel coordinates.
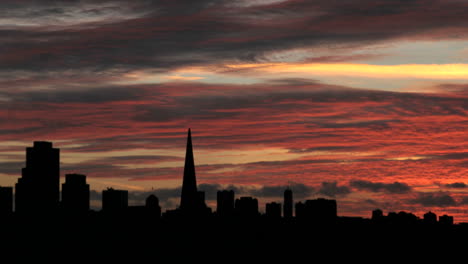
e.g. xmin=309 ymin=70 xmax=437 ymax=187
xmin=235 ymin=197 xmax=259 ymax=218
xmin=423 ymin=211 xmax=437 ymax=224
xmin=102 ymin=188 xmax=128 ymax=212
xmin=15 ymin=141 xmax=60 ymax=213
xmin=0 ymin=186 xmax=13 ymax=215
xmin=217 ymin=190 xmax=235 ymax=217
xmin=283 ymin=188 xmax=293 ymax=218
xmin=265 ymin=202 xmax=281 ymax=219
xmin=61 ymin=174 xmax=90 ymax=213
xmin=439 ymin=215 xmax=454 ymax=225
xmin=179 ymin=129 xmax=207 ymax=214
xmin=146 ymin=194 xmax=161 ymax=218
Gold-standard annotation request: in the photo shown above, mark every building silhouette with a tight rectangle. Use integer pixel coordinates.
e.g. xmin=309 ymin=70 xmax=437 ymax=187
xmin=217 ymin=190 xmax=235 ymax=217
xmin=372 ymin=209 xmax=384 ymax=222
xmin=235 ymin=197 xmax=259 ymax=218
xmin=179 ymin=129 xmax=208 ymax=215
xmin=265 ymin=202 xmax=281 ymax=219
xmin=146 ymin=194 xmax=161 ymax=218
xmin=283 ymin=188 xmax=293 ymax=218
xmin=0 ymin=186 xmax=13 ymax=215
xmin=102 ymin=188 xmax=128 ymax=212
xmin=439 ymin=215 xmax=454 ymax=225
xmin=295 ymin=198 xmax=337 ymax=223
xmin=61 ymin=174 xmax=90 ymax=214
xmin=15 ymin=141 xmax=60 ymax=214
xmin=423 ymin=211 xmax=437 ymax=225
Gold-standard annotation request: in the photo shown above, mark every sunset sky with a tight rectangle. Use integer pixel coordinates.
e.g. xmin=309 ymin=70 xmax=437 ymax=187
xmin=1 ymin=0 xmax=467 ymax=221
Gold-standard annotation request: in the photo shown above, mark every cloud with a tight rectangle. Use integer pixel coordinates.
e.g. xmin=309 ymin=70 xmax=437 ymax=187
xmin=249 ymin=183 xmax=314 ymax=199
xmin=460 ymin=197 xmax=468 ymax=205
xmin=318 ymin=181 xmax=351 ymax=197
xmin=2 ymin=0 xmax=468 ymax=75
xmin=0 ymin=161 xmax=24 ymax=175
xmin=409 ymin=192 xmax=457 ymax=207
xmin=444 ymin=182 xmax=467 ymax=189
xmin=350 ymin=180 xmax=412 ymax=194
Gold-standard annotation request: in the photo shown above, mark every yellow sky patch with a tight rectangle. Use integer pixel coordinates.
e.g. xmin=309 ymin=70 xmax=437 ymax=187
xmin=223 ymin=63 xmax=468 ymax=79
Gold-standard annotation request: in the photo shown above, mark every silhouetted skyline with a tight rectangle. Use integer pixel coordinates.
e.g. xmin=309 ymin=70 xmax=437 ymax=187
xmin=0 ymin=132 xmax=464 ymax=227
xmin=0 ymin=132 xmax=466 ymax=262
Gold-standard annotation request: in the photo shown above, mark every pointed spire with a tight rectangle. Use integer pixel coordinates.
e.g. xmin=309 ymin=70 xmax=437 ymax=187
xmin=180 ymin=128 xmax=198 ymax=210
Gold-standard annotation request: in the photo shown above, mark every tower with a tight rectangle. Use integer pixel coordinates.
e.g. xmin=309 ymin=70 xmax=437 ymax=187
xmin=217 ymin=190 xmax=235 ymax=217
xmin=283 ymin=188 xmax=293 ymax=218
xmin=15 ymin=141 xmax=60 ymax=214
xmin=180 ymin=129 xmax=206 ymax=213
xmin=61 ymin=174 xmax=90 ymax=214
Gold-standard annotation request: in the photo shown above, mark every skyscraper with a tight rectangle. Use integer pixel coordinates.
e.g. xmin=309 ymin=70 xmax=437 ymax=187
xmin=0 ymin=186 xmax=13 ymax=215
xmin=61 ymin=174 xmax=90 ymax=214
xmin=179 ymin=129 xmax=207 ymax=214
xmin=15 ymin=141 xmax=60 ymax=214
xmin=217 ymin=190 xmax=235 ymax=217
xmin=283 ymin=188 xmax=293 ymax=218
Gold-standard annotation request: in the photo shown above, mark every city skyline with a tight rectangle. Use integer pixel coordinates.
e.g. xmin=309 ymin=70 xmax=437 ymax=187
xmin=0 ymin=1 xmax=467 ymax=223
xmin=0 ymin=135 xmax=461 ymax=225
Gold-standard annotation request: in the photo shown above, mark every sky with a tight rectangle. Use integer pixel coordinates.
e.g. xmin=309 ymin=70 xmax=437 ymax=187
xmin=0 ymin=0 xmax=467 ymax=222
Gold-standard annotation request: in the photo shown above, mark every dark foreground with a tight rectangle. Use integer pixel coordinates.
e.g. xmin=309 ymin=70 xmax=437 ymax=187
xmin=1 ymin=215 xmax=467 ymax=262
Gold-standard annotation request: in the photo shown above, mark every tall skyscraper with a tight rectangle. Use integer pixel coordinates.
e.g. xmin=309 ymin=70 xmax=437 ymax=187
xmin=179 ymin=129 xmax=207 ymax=214
xmin=0 ymin=186 xmax=13 ymax=215
xmin=283 ymin=188 xmax=293 ymax=218
xmin=217 ymin=190 xmax=235 ymax=217
xmin=61 ymin=174 xmax=90 ymax=214
xmin=15 ymin=141 xmax=60 ymax=214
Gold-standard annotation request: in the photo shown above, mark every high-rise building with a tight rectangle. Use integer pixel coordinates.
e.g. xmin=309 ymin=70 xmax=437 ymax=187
xmin=217 ymin=190 xmax=235 ymax=217
xmin=235 ymin=197 xmax=259 ymax=218
xmin=439 ymin=215 xmax=454 ymax=225
xmin=61 ymin=174 xmax=90 ymax=214
xmin=283 ymin=188 xmax=293 ymax=218
xmin=15 ymin=141 xmax=60 ymax=214
xmin=423 ymin=211 xmax=437 ymax=224
xmin=0 ymin=186 xmax=13 ymax=215
xmin=265 ymin=202 xmax=281 ymax=219
xmin=179 ymin=129 xmax=207 ymax=214
xmin=146 ymin=194 xmax=161 ymax=218
xmin=102 ymin=188 xmax=128 ymax=212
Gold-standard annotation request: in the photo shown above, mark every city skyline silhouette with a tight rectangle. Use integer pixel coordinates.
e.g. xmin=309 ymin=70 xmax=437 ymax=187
xmin=0 ymin=128 xmax=467 ymax=261
xmin=0 ymin=129 xmax=462 ymax=225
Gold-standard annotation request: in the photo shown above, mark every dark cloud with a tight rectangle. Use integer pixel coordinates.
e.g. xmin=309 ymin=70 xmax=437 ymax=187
xmin=460 ymin=197 xmax=468 ymax=205
xmin=350 ymin=180 xmax=412 ymax=194
xmin=0 ymin=161 xmax=23 ymax=175
xmin=249 ymin=183 xmax=314 ymax=199
xmin=409 ymin=192 xmax=457 ymax=207
xmin=2 ymin=0 xmax=468 ymax=74
xmin=445 ymin=182 xmax=467 ymax=189
xmin=318 ymin=181 xmax=351 ymax=197
xmin=17 ymin=86 xmax=145 ymax=103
